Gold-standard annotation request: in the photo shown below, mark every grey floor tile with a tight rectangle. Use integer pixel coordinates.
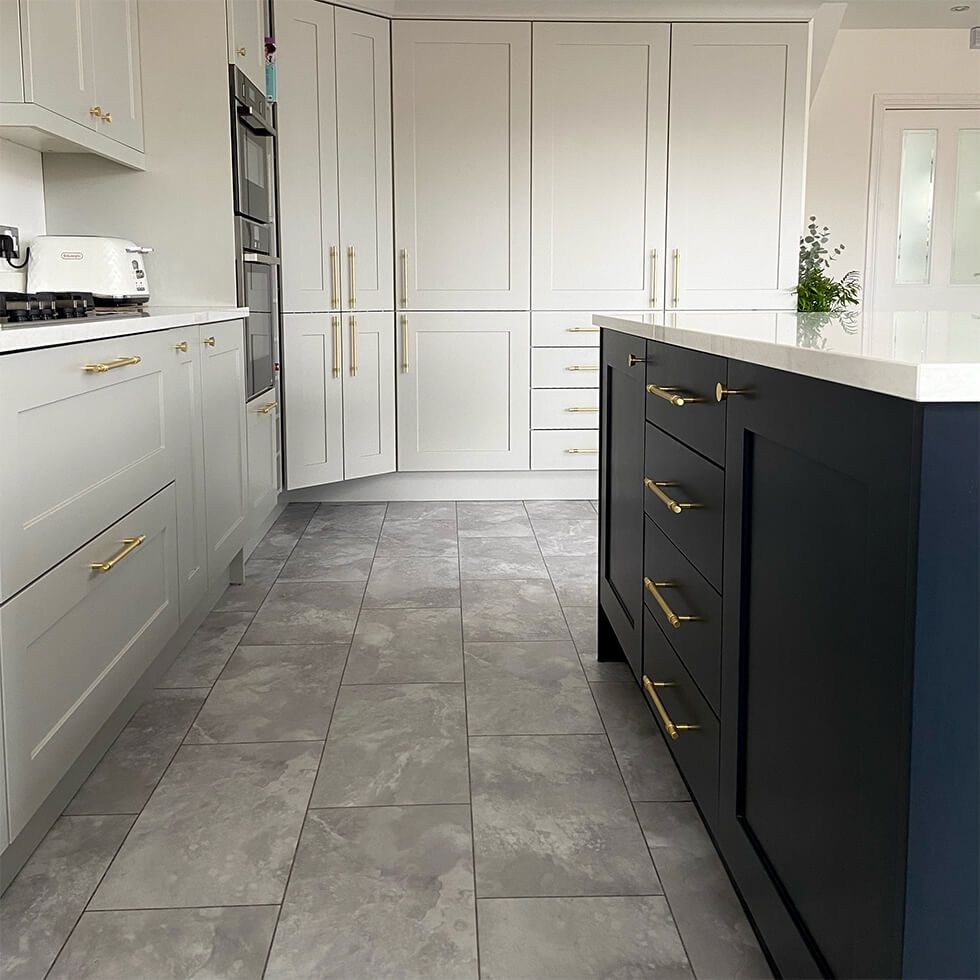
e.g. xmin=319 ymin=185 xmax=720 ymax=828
xmin=308 ymin=502 xmax=387 ymax=536
xmin=532 ymin=517 xmax=599 ymax=558
xmin=458 ymin=536 xmax=549 ymax=581
xmin=638 ymin=803 xmax=772 ymax=979
xmin=66 ymin=689 xmax=207 ymax=815
xmin=214 ymin=558 xmax=285 ymax=613
xmin=90 ymin=742 xmax=321 ymax=909
xmin=344 ymin=608 xmax=463 ymax=684
xmin=524 ymin=499 xmax=597 ymax=520
xmin=457 ymin=502 xmax=533 ymax=539
xmin=278 ymin=534 xmax=377 ymax=583
xmin=48 ymin=906 xmax=280 ymax=980
xmin=158 ymin=612 xmax=254 ymax=689
xmin=563 ymin=605 xmax=634 ymax=681
xmin=478 ymin=896 xmax=693 ymax=980
xmin=242 ymin=581 xmax=363 ymax=645
xmin=249 ymin=512 xmax=312 ymax=560
xmin=187 ymin=644 xmax=348 ymax=743
xmin=0 ymin=815 xmax=134 ymax=980
xmin=591 ymin=683 xmax=690 ymax=802
xmin=376 ymin=520 xmax=458 ymax=558
xmin=545 ymin=554 xmax=597 ymax=607
xmin=384 ymin=500 xmax=457 ymax=522
xmin=310 ymin=685 xmax=468 ymax=807
xmin=469 ymin=735 xmax=661 ymax=898
xmin=266 ymin=805 xmax=477 ymax=980
xmin=462 ymin=578 xmax=569 ymax=642
xmin=363 ymin=555 xmax=460 ymax=609
xmin=464 ymin=641 xmax=602 ymax=736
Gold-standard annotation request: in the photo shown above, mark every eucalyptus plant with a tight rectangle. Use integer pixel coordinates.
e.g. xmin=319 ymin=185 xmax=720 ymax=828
xmin=796 ymin=217 xmax=861 ymax=313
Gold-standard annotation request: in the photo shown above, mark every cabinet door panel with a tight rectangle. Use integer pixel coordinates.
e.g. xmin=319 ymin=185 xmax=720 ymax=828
xmin=90 ymin=0 xmax=143 ymax=150
xmin=277 ymin=0 xmax=340 ymax=313
xmin=667 ymin=24 xmax=806 ymax=310
xmin=397 ymin=312 xmax=529 ymax=470
xmin=282 ymin=313 xmax=344 ymax=488
xmin=532 ymin=24 xmax=668 ymax=310
xmin=246 ymin=392 xmax=279 ymax=529
xmin=343 ymin=312 xmax=395 ymax=480
xmin=228 ymin=0 xmax=266 ymax=91
xmin=336 ymin=8 xmax=393 ymax=312
xmin=393 ymin=21 xmax=530 ymax=310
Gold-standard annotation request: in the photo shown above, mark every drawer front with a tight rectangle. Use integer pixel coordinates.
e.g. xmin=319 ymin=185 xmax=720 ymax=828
xmin=643 ymin=516 xmax=721 ymax=713
xmin=532 ymin=429 xmax=599 ymax=470
xmin=532 ymin=388 xmax=599 ymax=429
xmin=0 ymin=330 xmax=174 ymax=602
xmin=646 ymin=341 xmax=727 ymax=465
xmin=642 ymin=608 xmax=719 ymax=823
xmin=644 ymin=422 xmax=724 ymax=590
xmin=0 ymin=485 xmax=180 ymax=838
xmin=532 ymin=347 xmax=600 ymax=388
xmin=531 ymin=311 xmax=602 ymax=347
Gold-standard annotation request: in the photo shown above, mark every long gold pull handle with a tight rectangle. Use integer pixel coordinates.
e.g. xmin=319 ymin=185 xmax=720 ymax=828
xmin=643 ymin=577 xmax=702 ymax=629
xmin=650 ymin=248 xmax=658 ymax=307
xmin=672 ymin=249 xmax=679 ymax=308
xmin=349 ymin=316 xmax=357 ymax=377
xmin=88 ymin=535 xmax=145 ymax=573
xmin=401 ymin=315 xmax=409 ymax=373
xmin=566 ymin=326 xmax=600 ymax=334
xmin=332 ymin=315 xmax=341 ymax=378
xmin=716 ymin=383 xmax=750 ymax=402
xmin=400 ymin=248 xmax=409 ymax=309
xmin=204 ymin=336 xmax=216 ymax=347
xmin=566 ymin=365 xmax=599 ymax=373
xmin=566 ymin=447 xmax=599 ymax=454
xmin=256 ymin=401 xmax=277 ymax=415
xmin=83 ymin=355 xmax=142 ymax=373
xmin=173 ymin=341 xmax=188 ymax=353
xmin=644 ymin=477 xmax=703 ymax=514
xmin=643 ymin=675 xmax=701 ymax=740
xmin=329 ymin=245 xmax=339 ymax=309
xmin=347 ymin=245 xmax=356 ymax=310
xmin=565 ymin=406 xmax=599 ymax=413
xmin=646 ymin=383 xmax=705 ymax=407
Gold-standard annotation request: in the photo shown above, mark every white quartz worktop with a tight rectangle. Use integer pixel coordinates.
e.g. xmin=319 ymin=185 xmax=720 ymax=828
xmin=596 ymin=310 xmax=980 ymax=403
xmin=0 ymin=306 xmax=249 ymax=355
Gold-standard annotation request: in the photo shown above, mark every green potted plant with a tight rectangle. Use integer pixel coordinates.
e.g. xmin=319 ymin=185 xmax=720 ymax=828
xmin=796 ymin=217 xmax=861 ymax=313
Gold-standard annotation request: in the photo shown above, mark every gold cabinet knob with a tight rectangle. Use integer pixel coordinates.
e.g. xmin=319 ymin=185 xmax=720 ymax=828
xmin=102 ymin=110 xmax=111 ymax=123
xmin=89 ymin=105 xmax=102 ymax=117
xmin=204 ymin=336 xmax=216 ymax=347
xmin=238 ymin=46 xmax=247 ymax=56
xmin=174 ymin=341 xmax=189 ymax=353
xmin=715 ymin=383 xmax=749 ymax=402
xmin=628 ymin=353 xmax=647 ymax=367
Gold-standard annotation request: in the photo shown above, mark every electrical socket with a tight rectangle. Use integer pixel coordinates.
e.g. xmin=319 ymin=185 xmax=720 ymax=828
xmin=0 ymin=225 xmax=21 ymax=260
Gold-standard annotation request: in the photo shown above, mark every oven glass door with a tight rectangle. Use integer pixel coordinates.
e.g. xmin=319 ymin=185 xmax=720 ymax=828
xmin=243 ymin=260 xmax=275 ymax=399
xmin=236 ymin=123 xmax=272 ymax=224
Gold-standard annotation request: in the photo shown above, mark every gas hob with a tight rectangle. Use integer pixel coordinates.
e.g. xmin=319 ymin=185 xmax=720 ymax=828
xmin=0 ymin=291 xmax=149 ymax=326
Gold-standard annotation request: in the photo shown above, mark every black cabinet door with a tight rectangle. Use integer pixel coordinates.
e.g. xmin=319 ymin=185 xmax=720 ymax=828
xmin=598 ymin=329 xmax=648 ymax=680
xmin=720 ymin=362 xmax=920 ymax=980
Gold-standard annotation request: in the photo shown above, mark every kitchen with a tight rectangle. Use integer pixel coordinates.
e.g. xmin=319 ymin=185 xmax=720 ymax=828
xmin=0 ymin=1 xmax=978 ymax=978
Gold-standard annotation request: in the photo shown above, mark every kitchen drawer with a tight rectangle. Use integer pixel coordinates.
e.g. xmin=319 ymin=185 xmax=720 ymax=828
xmin=644 ymin=422 xmax=724 ymax=590
xmin=0 ymin=330 xmax=175 ymax=602
xmin=646 ymin=341 xmax=727 ymax=465
xmin=531 ymin=311 xmax=602 ymax=347
xmin=532 ymin=429 xmax=599 ymax=469
xmin=643 ymin=516 xmax=721 ymax=713
xmin=642 ymin=607 xmax=719 ymax=823
xmin=0 ymin=484 xmax=179 ymax=839
xmin=532 ymin=388 xmax=599 ymax=429
xmin=532 ymin=347 xmax=600 ymax=388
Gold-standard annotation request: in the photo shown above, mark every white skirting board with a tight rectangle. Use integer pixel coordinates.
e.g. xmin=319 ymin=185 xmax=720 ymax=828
xmin=285 ymin=469 xmax=599 ymax=502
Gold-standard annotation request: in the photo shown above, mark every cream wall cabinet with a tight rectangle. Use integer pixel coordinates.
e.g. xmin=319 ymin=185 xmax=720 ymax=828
xmin=531 ymin=23 xmax=669 ymax=311
xmin=392 ymin=21 xmax=531 ymax=311
xmin=246 ymin=391 xmax=280 ymax=527
xmin=227 ymin=0 xmax=267 ymax=92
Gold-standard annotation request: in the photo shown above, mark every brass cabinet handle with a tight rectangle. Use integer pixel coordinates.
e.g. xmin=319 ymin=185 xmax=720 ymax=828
xmin=89 ymin=105 xmax=102 ymax=118
xmin=672 ymin=248 xmax=679 ymax=307
xmin=650 ymin=248 xmax=658 ymax=306
xmin=401 ymin=315 xmax=409 ymax=373
xmin=646 ymin=383 xmax=704 ymax=407
xmin=565 ymin=406 xmax=598 ymax=413
xmin=400 ymin=248 xmax=409 ymax=308
xmin=173 ymin=341 xmax=188 ymax=353
xmin=566 ymin=447 xmax=599 ymax=454
xmin=102 ymin=110 xmax=112 ymax=123
xmin=643 ymin=675 xmax=700 ymax=740
xmin=644 ymin=477 xmax=702 ymax=514
xmin=238 ymin=46 xmax=247 ymax=57
xmin=566 ymin=364 xmax=599 ymax=372
xmin=628 ymin=354 xmax=647 ymax=367
xmin=88 ymin=535 xmax=145 ymax=573
xmin=567 ymin=326 xmax=599 ymax=333
xmin=716 ymin=383 xmax=749 ymax=402
xmin=349 ymin=315 xmax=357 ymax=377
xmin=347 ymin=245 xmax=356 ymax=309
xmin=83 ymin=355 xmax=141 ymax=373
xmin=643 ymin=577 xmax=702 ymax=629
xmin=332 ymin=315 xmax=341 ymax=378
xmin=329 ymin=245 xmax=339 ymax=309
xmin=256 ymin=401 xmax=277 ymax=415
xmin=204 ymin=336 xmax=216 ymax=347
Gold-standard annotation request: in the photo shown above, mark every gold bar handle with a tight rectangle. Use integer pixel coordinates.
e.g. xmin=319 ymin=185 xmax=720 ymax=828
xmin=650 ymin=248 xmax=658 ymax=306
xmin=646 ymin=383 xmax=704 ymax=407
xmin=88 ymin=535 xmax=145 ymax=573
xmin=349 ymin=315 xmax=357 ymax=377
xmin=329 ymin=245 xmax=339 ymax=309
xmin=565 ymin=406 xmax=599 ymax=413
xmin=347 ymin=245 xmax=356 ymax=310
xmin=643 ymin=577 xmax=701 ymax=629
xmin=400 ymin=248 xmax=409 ymax=309
xmin=401 ymin=315 xmax=409 ymax=373
xmin=332 ymin=315 xmax=341 ymax=378
xmin=672 ymin=248 xmax=679 ymax=308
xmin=642 ymin=675 xmax=701 ymax=740
xmin=256 ymin=401 xmax=277 ymax=415
xmin=644 ymin=477 xmax=702 ymax=514
xmin=716 ymin=383 xmax=750 ymax=402
xmin=567 ymin=326 xmax=600 ymax=333
xmin=566 ymin=365 xmax=599 ymax=372
xmin=566 ymin=447 xmax=599 ymax=454
xmin=83 ymin=355 xmax=142 ymax=373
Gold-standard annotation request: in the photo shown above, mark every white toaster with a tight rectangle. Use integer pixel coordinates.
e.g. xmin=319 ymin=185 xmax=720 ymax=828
xmin=27 ymin=236 xmax=153 ymax=304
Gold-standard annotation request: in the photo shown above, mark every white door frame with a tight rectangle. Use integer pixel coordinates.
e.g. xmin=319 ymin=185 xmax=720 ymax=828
xmin=864 ymin=93 xmax=980 ymax=308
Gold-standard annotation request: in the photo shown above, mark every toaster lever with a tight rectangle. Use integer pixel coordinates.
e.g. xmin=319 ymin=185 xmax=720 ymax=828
xmin=125 ymin=245 xmax=154 ymax=254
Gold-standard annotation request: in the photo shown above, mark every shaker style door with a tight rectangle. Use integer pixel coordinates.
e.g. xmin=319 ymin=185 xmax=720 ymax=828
xmin=90 ymin=0 xmax=144 ymax=150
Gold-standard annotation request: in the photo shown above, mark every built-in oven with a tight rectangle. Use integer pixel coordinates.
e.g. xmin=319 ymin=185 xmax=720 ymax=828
xmin=237 ymin=217 xmax=278 ymax=400
xmin=230 ymin=67 xmax=275 ymax=224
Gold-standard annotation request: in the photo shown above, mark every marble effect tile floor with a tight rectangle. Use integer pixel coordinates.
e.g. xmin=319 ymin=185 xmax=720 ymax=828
xmin=0 ymin=500 xmax=771 ymax=980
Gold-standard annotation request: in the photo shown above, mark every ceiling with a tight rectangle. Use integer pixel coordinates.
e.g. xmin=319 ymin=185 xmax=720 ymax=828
xmin=841 ymin=1 xmax=979 ymax=28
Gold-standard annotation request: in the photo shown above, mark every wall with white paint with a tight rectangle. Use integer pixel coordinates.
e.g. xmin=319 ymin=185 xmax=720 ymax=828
xmin=0 ymin=139 xmax=45 ymax=291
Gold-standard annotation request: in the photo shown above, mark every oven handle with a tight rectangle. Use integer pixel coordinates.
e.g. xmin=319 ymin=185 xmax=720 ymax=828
xmin=242 ymin=253 xmax=281 ymax=266
xmin=236 ymin=104 xmax=275 ymax=137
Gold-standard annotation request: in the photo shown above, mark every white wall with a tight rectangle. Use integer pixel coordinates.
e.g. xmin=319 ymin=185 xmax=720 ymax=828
xmin=805 ymin=29 xmax=979 ymax=290
xmin=0 ymin=139 xmax=45 ymax=291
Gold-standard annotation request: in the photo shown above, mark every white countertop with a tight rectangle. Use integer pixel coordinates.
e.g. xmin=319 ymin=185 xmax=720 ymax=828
xmin=595 ymin=310 xmax=980 ymax=402
xmin=0 ymin=306 xmax=250 ymax=354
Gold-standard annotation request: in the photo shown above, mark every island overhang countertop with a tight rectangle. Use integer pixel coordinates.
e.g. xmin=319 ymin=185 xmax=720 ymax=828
xmin=595 ymin=311 xmax=980 ymax=403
